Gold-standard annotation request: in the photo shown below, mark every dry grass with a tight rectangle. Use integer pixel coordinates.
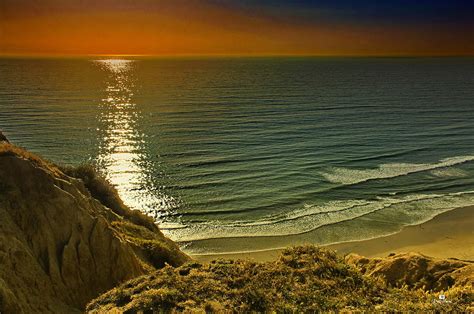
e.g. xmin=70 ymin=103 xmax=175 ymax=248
xmin=86 ymin=246 xmax=474 ymax=313
xmin=60 ymin=164 xmax=158 ymax=232
xmin=112 ymin=220 xmax=189 ymax=268
xmin=1 ymin=140 xmax=156 ymax=232
xmin=0 ymin=142 xmax=62 ymax=176
xmin=59 ymin=163 xmax=190 ymax=268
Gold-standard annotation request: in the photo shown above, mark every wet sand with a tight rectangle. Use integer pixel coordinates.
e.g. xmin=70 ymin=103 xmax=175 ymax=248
xmin=193 ymin=206 xmax=474 ymax=262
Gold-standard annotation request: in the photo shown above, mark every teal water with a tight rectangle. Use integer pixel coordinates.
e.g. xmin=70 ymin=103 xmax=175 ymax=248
xmin=1 ymin=57 xmax=474 ymax=254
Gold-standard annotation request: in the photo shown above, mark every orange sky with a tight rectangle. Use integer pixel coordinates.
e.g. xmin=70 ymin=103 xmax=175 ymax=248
xmin=1 ymin=1 xmax=473 ymax=56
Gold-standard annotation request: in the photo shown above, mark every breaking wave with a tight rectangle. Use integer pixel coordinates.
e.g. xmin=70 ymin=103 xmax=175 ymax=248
xmin=321 ymin=156 xmax=474 ymax=185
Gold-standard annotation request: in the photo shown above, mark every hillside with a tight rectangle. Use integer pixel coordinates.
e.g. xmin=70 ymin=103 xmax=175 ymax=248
xmin=87 ymin=246 xmax=473 ymax=312
xmin=0 ymin=132 xmax=189 ymax=313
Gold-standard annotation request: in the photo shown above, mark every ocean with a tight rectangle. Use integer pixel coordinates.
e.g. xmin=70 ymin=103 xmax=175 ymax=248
xmin=1 ymin=57 xmax=474 ymax=255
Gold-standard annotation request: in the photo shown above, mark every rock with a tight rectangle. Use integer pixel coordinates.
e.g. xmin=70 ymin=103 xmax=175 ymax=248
xmin=0 ymin=141 xmax=189 ymax=313
xmin=346 ymin=252 xmax=473 ymax=291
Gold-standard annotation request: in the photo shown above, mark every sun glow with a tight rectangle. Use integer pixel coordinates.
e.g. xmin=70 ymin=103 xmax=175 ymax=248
xmin=1 ymin=1 xmax=472 ymax=56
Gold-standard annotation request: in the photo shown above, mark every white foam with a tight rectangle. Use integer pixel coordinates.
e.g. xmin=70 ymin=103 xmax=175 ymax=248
xmin=321 ymin=155 xmax=474 ymax=185
xmin=159 ymin=222 xmax=188 ymax=230
xmin=162 ymin=154 xmax=474 ymax=245
xmin=430 ymin=168 xmax=468 ymax=178
xmin=162 ymin=190 xmax=474 ymax=242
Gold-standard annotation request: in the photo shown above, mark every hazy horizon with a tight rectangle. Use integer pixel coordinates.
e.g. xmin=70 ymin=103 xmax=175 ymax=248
xmin=2 ymin=53 xmax=474 ymax=58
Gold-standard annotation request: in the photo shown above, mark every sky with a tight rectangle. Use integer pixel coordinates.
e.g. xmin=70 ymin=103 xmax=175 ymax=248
xmin=1 ymin=0 xmax=473 ymax=56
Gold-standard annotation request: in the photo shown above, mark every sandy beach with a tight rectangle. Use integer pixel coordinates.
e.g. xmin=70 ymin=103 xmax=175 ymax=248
xmin=193 ymin=205 xmax=474 ymax=262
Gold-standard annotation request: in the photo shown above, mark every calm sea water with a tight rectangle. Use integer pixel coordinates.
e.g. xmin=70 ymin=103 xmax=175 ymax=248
xmin=1 ymin=57 xmax=474 ymax=254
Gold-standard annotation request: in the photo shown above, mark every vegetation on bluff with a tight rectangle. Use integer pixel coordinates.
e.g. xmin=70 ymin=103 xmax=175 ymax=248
xmin=60 ymin=164 xmax=188 ymax=268
xmin=0 ymin=134 xmax=188 ymax=313
xmin=87 ymin=246 xmax=473 ymax=313
xmin=60 ymin=164 xmax=157 ymax=231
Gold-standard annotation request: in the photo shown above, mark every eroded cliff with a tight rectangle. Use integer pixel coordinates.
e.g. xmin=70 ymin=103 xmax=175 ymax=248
xmin=0 ymin=132 xmax=189 ymax=313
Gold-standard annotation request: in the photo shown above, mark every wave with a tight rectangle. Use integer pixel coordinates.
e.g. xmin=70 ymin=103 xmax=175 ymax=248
xmin=162 ymin=190 xmax=474 ymax=242
xmin=430 ymin=168 xmax=468 ymax=178
xmin=321 ymin=155 xmax=474 ymax=185
xmin=336 ymin=147 xmax=429 ymax=164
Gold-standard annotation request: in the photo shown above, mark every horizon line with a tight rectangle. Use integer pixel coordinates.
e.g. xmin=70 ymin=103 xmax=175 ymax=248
xmin=1 ymin=52 xmax=473 ymax=59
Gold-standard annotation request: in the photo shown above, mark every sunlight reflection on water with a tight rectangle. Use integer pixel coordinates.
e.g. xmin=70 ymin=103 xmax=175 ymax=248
xmin=94 ymin=59 xmax=177 ymax=219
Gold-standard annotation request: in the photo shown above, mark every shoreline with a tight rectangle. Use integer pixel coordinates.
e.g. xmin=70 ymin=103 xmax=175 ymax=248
xmin=193 ymin=205 xmax=474 ymax=262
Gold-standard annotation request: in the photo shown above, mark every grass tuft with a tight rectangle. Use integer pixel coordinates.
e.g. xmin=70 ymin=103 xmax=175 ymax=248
xmin=60 ymin=164 xmax=158 ymax=232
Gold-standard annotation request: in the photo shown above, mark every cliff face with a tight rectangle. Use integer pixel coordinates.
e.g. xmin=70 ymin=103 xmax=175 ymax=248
xmin=0 ymin=133 xmax=189 ymax=313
